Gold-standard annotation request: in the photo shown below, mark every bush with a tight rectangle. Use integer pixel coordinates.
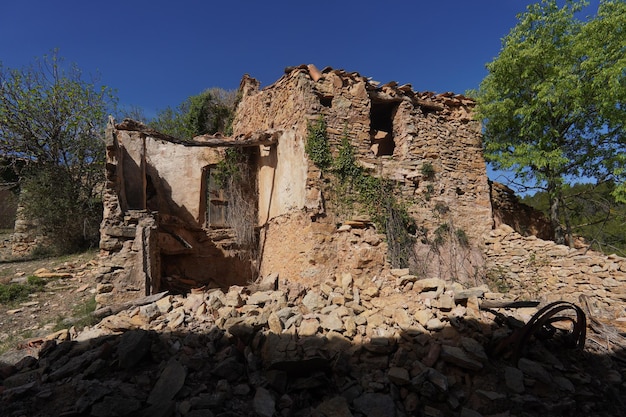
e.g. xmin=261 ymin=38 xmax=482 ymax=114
xmin=21 ymin=165 xmax=102 ymax=254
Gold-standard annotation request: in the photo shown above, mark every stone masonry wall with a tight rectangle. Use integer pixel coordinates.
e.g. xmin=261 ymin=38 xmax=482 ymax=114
xmin=234 ymin=65 xmax=492 ymax=281
xmin=484 ymin=223 xmax=626 ymax=320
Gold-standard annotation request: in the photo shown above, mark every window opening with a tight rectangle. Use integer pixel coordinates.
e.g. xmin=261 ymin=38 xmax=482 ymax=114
xmin=370 ymin=100 xmax=399 ymax=157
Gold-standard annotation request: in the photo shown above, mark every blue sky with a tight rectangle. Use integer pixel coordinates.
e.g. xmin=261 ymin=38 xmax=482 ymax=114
xmin=0 ymin=1 xmax=603 ymax=189
xmin=0 ymin=1 xmax=601 ymax=114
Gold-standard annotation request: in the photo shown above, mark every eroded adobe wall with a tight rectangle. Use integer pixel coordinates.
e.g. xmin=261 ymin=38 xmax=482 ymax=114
xmin=232 ymin=72 xmax=322 ymax=221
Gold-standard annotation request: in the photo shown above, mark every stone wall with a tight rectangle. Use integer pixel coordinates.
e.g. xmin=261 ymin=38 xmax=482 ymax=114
xmin=489 ymin=181 xmax=552 ymax=240
xmin=10 ymin=202 xmax=45 ymax=256
xmin=234 ymin=65 xmax=492 ymax=281
xmin=484 ymin=223 xmax=626 ymax=319
xmin=100 ymin=65 xmax=606 ymax=309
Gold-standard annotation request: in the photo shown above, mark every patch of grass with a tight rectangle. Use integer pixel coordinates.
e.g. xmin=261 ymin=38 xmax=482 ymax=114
xmin=52 ymin=295 xmax=98 ymax=331
xmin=0 ymin=276 xmax=46 ymax=304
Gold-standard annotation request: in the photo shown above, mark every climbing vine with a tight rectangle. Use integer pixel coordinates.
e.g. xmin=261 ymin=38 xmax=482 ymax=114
xmin=214 ymin=148 xmax=246 ymax=188
xmin=305 ymin=116 xmax=333 ymax=170
xmin=304 ymin=119 xmax=418 ymax=269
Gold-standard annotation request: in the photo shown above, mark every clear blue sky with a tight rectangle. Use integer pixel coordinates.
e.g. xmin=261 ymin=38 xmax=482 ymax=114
xmin=0 ymin=0 xmax=602 ymax=118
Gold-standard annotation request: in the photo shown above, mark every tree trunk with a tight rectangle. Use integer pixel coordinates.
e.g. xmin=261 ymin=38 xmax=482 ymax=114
xmin=547 ymin=180 xmax=566 ymax=244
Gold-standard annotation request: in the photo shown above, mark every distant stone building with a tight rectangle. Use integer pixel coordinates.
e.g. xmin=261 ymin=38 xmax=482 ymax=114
xmin=97 ymin=65 xmax=494 ymax=306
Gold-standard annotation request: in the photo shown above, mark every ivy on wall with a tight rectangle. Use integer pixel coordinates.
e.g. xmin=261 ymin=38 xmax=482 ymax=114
xmin=304 ymin=116 xmax=418 ymax=270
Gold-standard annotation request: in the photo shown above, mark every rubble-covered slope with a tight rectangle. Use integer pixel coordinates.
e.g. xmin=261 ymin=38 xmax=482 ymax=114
xmin=2 ymin=225 xmax=626 ymax=417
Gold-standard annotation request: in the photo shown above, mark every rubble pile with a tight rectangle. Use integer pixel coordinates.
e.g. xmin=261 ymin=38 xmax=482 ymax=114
xmin=2 ymin=248 xmax=625 ymax=416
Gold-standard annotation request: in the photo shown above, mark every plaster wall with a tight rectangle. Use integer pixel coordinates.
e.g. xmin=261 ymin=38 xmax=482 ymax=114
xmin=143 ymin=136 xmax=219 ymax=225
xmin=257 ymin=130 xmax=308 ymax=224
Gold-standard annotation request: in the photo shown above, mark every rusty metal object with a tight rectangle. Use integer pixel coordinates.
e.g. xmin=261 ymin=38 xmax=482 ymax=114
xmin=493 ymin=301 xmax=586 ymax=363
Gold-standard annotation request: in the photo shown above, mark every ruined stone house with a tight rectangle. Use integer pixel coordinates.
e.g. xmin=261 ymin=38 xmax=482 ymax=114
xmin=96 ymin=64 xmax=497 ymax=306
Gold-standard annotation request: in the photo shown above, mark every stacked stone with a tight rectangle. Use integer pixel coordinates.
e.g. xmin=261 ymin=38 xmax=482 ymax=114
xmin=484 ymin=224 xmax=626 ymax=319
xmin=2 ymin=263 xmax=624 ymax=416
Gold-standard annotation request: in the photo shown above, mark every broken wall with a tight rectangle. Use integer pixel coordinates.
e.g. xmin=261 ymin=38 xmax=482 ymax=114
xmin=98 ymin=65 xmax=495 ymax=305
xmin=98 ymin=120 xmax=255 ymax=306
xmin=233 ymin=66 xmax=492 ymax=283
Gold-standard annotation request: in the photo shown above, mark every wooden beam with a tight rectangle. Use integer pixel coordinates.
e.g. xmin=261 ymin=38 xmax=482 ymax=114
xmin=115 ymin=119 xmax=280 ymax=148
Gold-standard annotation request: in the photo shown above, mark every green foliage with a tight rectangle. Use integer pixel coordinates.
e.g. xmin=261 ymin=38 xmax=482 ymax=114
xmin=333 ymin=132 xmax=396 ymax=228
xmin=331 ymin=129 xmax=418 ymax=269
xmin=474 ymin=0 xmax=626 ymax=243
xmin=150 ymin=106 xmax=189 ymax=138
xmin=522 ymin=181 xmax=626 ymax=256
xmin=455 ymin=228 xmax=470 ymax=248
xmin=27 ymin=275 xmax=45 ymax=287
xmin=21 ymin=164 xmax=102 ymax=253
xmin=0 ymin=276 xmax=46 ymax=304
xmin=0 ymin=50 xmax=113 ymax=254
xmin=334 ymin=131 xmax=362 ymax=180
xmin=386 ymin=202 xmax=419 ymax=270
xmin=214 ymin=148 xmax=247 ymax=188
xmin=305 ymin=116 xmax=333 ymax=170
xmin=421 ymin=162 xmax=435 ymax=179
xmin=429 ymin=222 xmax=470 ymax=252
xmin=304 ymin=118 xmax=417 ymax=269
xmin=432 ymin=223 xmax=450 ymax=249
xmin=150 ymin=88 xmax=237 ymax=138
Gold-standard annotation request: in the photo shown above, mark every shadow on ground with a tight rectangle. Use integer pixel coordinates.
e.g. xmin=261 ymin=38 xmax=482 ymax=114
xmin=1 ymin=303 xmax=625 ymax=417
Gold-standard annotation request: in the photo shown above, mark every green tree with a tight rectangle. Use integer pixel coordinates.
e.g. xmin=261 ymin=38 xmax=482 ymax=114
xmin=522 ymin=182 xmax=626 ymax=256
xmin=474 ymin=0 xmax=626 ymax=244
xmin=0 ymin=51 xmax=116 ymax=253
xmin=150 ymin=88 xmax=237 ymax=138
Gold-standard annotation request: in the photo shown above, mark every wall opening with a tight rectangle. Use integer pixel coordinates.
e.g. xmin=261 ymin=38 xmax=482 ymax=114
xmin=370 ymin=100 xmax=399 ymax=157
xmin=204 ymin=165 xmax=229 ymax=228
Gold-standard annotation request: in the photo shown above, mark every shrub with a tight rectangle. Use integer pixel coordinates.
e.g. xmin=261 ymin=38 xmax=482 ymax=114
xmin=421 ymin=162 xmax=435 ymax=179
xmin=0 ymin=277 xmax=46 ymax=304
xmin=455 ymin=228 xmax=470 ymax=247
xmin=305 ymin=116 xmax=332 ymax=170
xmin=21 ymin=165 xmax=102 ymax=254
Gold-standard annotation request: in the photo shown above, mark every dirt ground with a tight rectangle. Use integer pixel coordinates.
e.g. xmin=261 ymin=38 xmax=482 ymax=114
xmin=0 ymin=230 xmax=100 ymax=353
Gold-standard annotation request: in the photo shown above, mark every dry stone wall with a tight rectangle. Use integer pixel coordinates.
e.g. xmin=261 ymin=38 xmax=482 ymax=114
xmin=484 ymin=224 xmax=626 ymax=320
xmin=0 ymin=189 xmax=17 ymax=230
xmin=234 ymin=65 xmax=492 ymax=281
xmin=235 ymin=66 xmax=491 ymax=240
xmin=489 ymin=181 xmax=552 ymax=240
